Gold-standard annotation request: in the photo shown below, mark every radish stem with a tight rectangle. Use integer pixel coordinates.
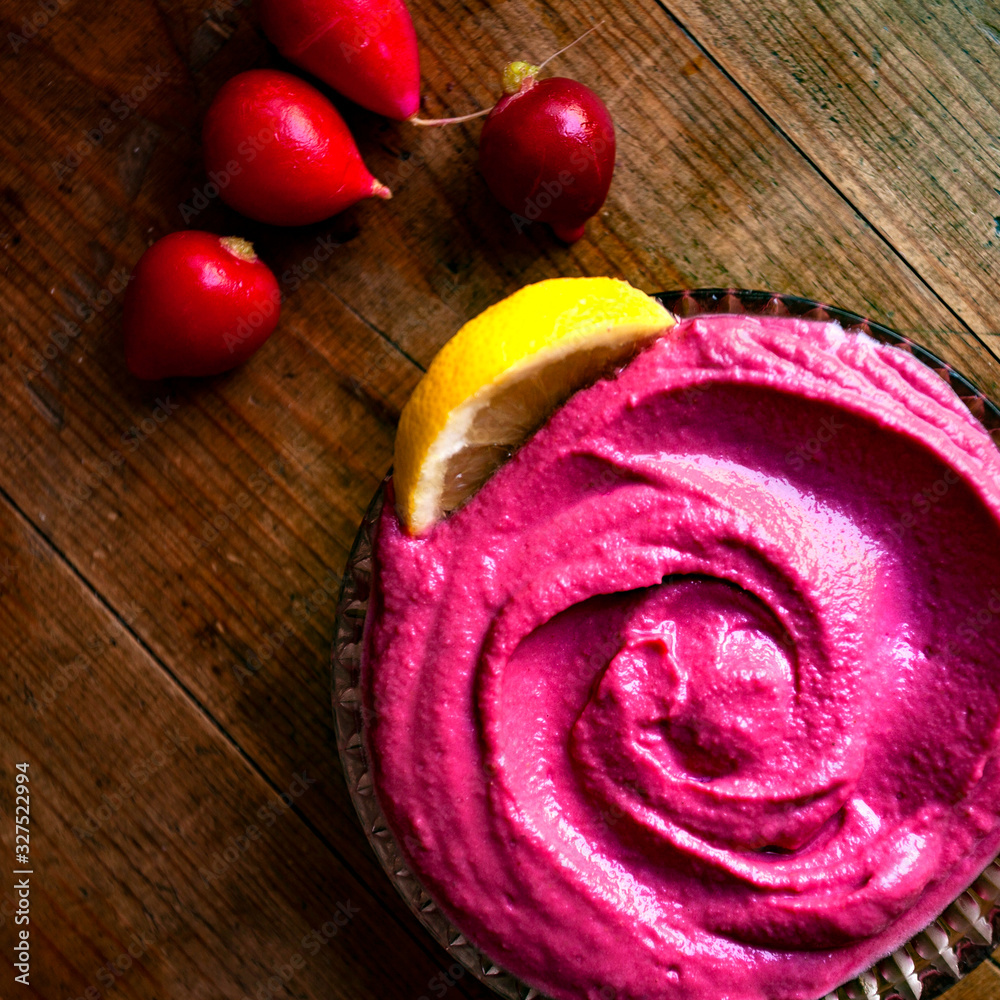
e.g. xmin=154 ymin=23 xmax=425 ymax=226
xmin=409 ymin=108 xmax=493 ymax=127
xmin=536 ymin=21 xmax=604 ymax=72
xmin=219 ymin=236 xmax=258 ymax=263
xmin=408 ymin=21 xmax=604 ymax=127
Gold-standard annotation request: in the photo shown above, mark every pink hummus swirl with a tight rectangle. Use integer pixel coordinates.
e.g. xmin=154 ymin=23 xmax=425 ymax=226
xmin=363 ymin=313 xmax=1000 ymax=1000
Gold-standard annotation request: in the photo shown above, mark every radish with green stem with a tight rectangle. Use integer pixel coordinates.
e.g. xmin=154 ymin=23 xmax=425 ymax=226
xmin=413 ymin=25 xmax=615 ymax=243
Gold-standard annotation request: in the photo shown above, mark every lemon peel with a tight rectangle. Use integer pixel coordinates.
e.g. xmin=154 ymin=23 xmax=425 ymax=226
xmin=394 ymin=277 xmax=675 ymax=534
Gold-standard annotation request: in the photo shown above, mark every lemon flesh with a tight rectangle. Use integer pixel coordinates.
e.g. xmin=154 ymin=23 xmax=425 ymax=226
xmin=394 ymin=277 xmax=676 ymax=534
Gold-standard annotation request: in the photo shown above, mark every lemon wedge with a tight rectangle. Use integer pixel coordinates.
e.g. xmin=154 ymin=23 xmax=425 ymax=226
xmin=393 ymin=277 xmax=675 ymax=534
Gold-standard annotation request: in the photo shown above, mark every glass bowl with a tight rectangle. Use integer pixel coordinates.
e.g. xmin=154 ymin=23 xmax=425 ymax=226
xmin=332 ymin=289 xmax=1000 ymax=1000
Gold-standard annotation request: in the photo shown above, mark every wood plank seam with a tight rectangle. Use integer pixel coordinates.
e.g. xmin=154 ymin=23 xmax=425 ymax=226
xmin=5 ymin=5 xmax=999 ymax=997
xmin=648 ymin=0 xmax=1000 ymax=373
xmin=318 ymin=276 xmax=428 ymax=374
xmin=0 ymin=477 xmax=490 ymax=1000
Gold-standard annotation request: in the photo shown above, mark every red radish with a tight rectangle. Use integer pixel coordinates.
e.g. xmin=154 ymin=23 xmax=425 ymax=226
xmin=202 ymin=69 xmax=391 ymax=226
xmin=478 ymin=62 xmax=615 ymax=243
xmin=124 ymin=232 xmax=281 ymax=379
xmin=259 ymin=0 xmax=420 ymax=121
xmin=412 ymin=26 xmax=614 ymax=243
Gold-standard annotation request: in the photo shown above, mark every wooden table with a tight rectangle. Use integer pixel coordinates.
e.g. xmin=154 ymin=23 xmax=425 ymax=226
xmin=3 ymin=1 xmax=1000 ymax=998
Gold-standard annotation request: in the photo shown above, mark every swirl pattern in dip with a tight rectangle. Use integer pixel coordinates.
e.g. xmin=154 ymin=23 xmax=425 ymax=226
xmin=363 ymin=313 xmax=1000 ymax=1000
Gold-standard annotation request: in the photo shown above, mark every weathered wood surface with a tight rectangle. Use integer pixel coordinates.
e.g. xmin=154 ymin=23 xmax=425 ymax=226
xmin=1 ymin=0 xmax=998 ymax=997
xmin=0 ymin=498 xmax=495 ymax=1000
xmin=668 ymin=0 xmax=1000 ymax=352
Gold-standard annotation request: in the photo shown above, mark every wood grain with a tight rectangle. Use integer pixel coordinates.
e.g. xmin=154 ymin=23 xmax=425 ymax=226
xmin=943 ymin=961 xmax=1000 ymax=1000
xmin=0 ymin=496 xmax=497 ymax=1000
xmin=1 ymin=0 xmax=999 ymax=997
xmin=664 ymin=0 xmax=1000 ymax=349
xmin=320 ymin=0 xmax=1000 ymax=394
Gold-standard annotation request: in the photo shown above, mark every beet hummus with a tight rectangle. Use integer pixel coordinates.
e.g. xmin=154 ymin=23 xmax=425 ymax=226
xmin=363 ymin=313 xmax=1000 ymax=1000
